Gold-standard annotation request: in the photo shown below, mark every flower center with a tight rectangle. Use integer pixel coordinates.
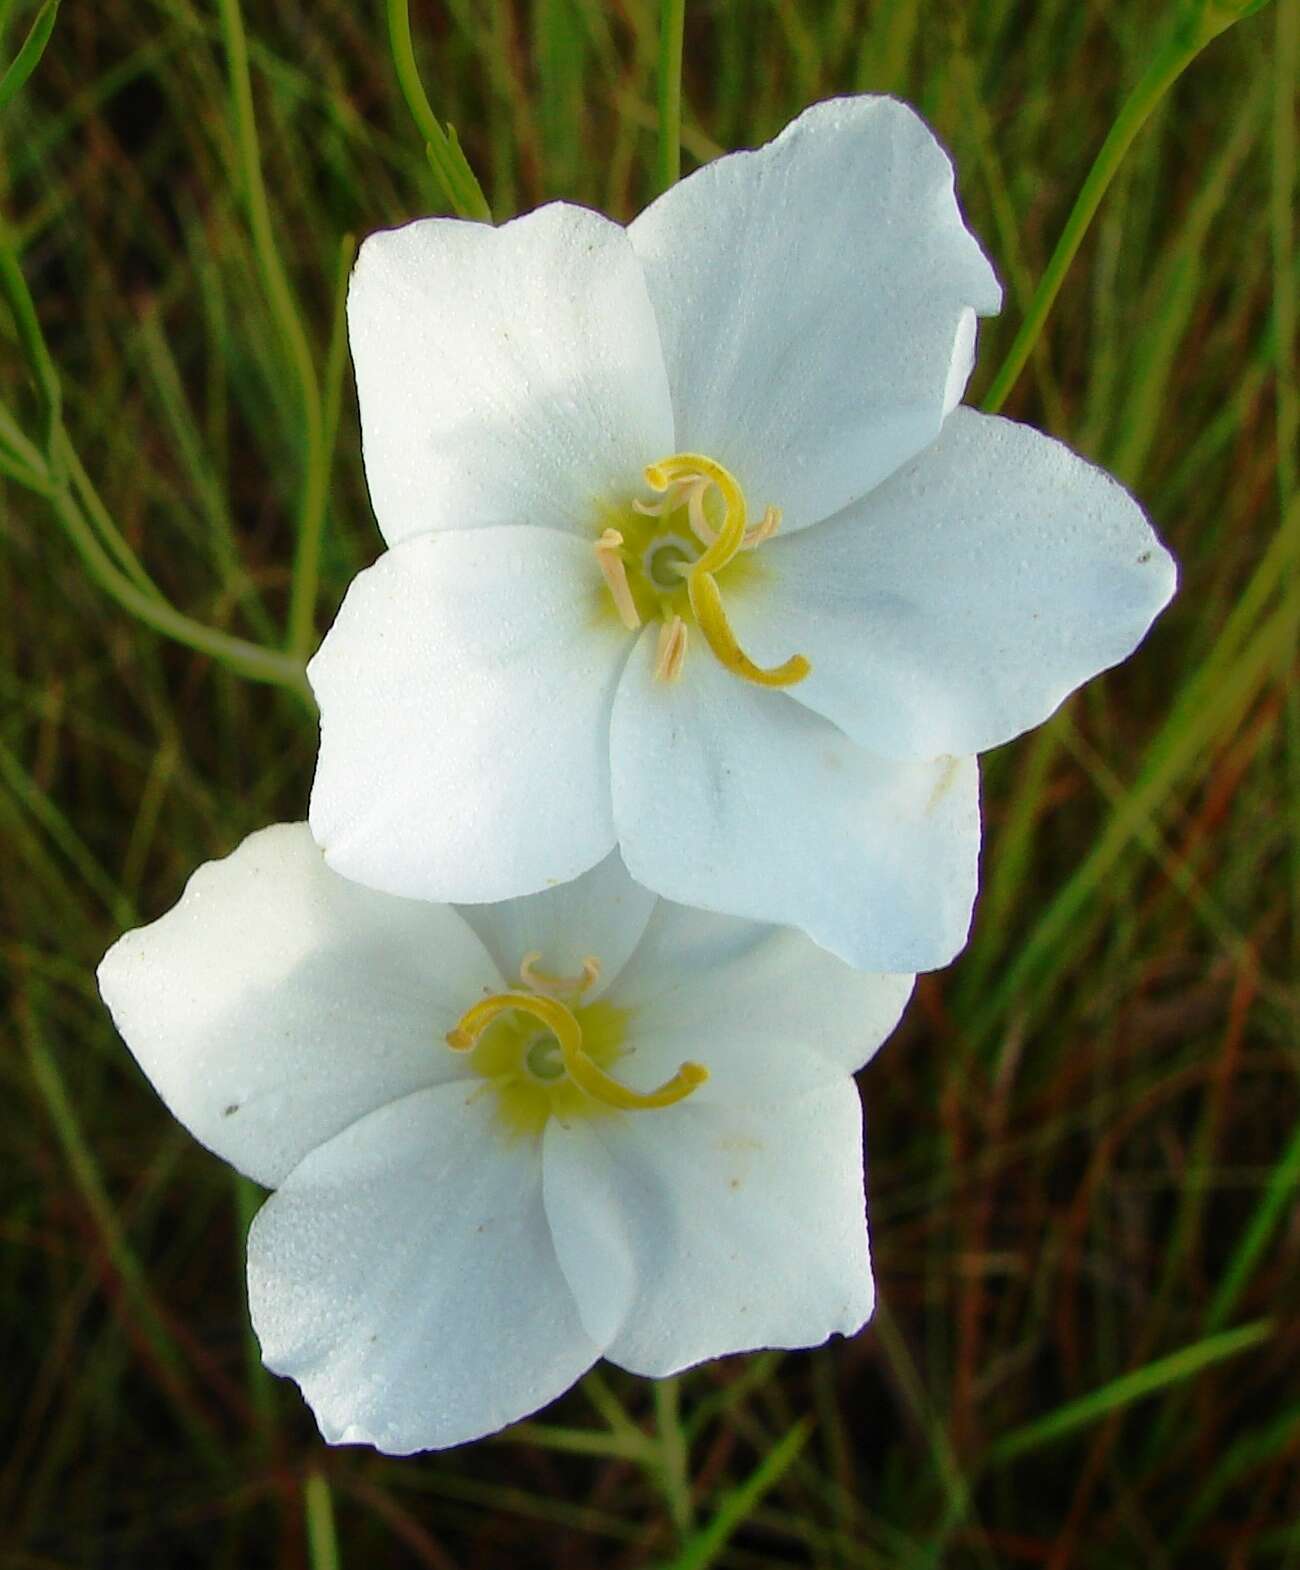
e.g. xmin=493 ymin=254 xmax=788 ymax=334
xmin=522 ymin=1032 xmax=565 ymax=1081
xmin=593 ymin=452 xmax=810 ymax=688
xmin=446 ymin=952 xmax=708 ymax=1138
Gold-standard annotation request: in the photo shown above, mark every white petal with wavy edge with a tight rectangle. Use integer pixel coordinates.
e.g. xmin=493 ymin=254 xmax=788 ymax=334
xmin=249 ymin=1085 xmax=602 ymax=1454
xmin=610 ymin=628 xmax=980 ymax=973
xmin=727 ymin=408 xmax=1178 ymax=760
xmin=629 ymin=96 xmax=1001 ymax=535
xmin=347 ymin=203 xmax=674 ymax=548
xmin=607 ymin=900 xmax=915 ymax=1101
xmin=455 ymin=850 xmax=656 ymax=1001
xmin=97 ymin=824 xmax=499 ymax=1188
xmin=309 ymin=528 xmax=630 ymax=904
xmin=544 ymin=1082 xmax=873 ymax=1375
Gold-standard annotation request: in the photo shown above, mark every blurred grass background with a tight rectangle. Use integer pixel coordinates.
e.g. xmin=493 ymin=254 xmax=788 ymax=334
xmin=1 ymin=0 xmax=1297 ymax=1564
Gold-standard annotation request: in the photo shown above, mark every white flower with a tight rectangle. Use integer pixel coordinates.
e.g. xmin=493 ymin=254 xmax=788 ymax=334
xmin=97 ymin=823 xmax=914 ymax=1453
xmin=308 ymin=95 xmax=1177 ymax=973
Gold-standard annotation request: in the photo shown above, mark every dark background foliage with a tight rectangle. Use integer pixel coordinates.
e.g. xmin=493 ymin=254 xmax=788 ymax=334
xmin=1 ymin=1 xmax=1296 ymax=1565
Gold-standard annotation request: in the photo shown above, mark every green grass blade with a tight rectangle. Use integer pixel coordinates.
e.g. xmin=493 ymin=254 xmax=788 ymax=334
xmin=0 ymin=213 xmax=62 ymax=463
xmin=304 ymin=1473 xmax=342 ymax=1570
xmin=0 ymin=0 xmax=59 ymax=111
xmin=660 ymin=1419 xmax=812 ymax=1570
xmin=982 ymin=1 xmax=1267 ymax=414
xmin=1205 ymin=1123 xmax=1300 ymax=1334
xmin=216 ymin=0 xmax=327 ymax=660
xmin=988 ymin=1320 xmax=1274 ymax=1465
xmin=656 ymin=0 xmax=686 ymax=190
xmin=386 ymin=0 xmax=492 ymax=220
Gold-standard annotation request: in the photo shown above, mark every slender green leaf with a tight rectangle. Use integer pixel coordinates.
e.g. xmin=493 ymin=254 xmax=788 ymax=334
xmin=0 ymin=0 xmax=59 ymax=112
xmin=386 ymin=0 xmax=491 ymax=220
xmin=988 ymin=1321 xmax=1274 ymax=1465
xmin=656 ymin=0 xmax=686 ymax=191
xmin=661 ymin=1421 xmax=813 ymax=1570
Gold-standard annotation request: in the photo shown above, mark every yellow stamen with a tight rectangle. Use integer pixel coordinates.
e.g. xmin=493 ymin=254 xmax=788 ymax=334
xmin=447 ymin=992 xmax=707 ymax=1112
xmin=687 ymin=486 xmax=781 ymax=552
xmin=745 ymin=503 xmax=782 ymax=549
xmin=689 ymin=572 xmax=811 ymax=687
xmin=685 ymin=479 xmax=714 ymax=546
xmin=643 ymin=453 xmax=810 ymax=689
xmin=654 ymin=614 xmax=689 ymax=682
xmin=632 ymin=478 xmax=699 ymax=519
xmin=594 ymin=528 xmax=640 ymax=630
xmin=644 ymin=454 xmax=747 ymax=574
xmin=519 ymin=950 xmax=601 ymax=998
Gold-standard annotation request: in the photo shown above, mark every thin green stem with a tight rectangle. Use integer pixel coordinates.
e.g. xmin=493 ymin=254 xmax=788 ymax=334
xmin=665 ymin=1420 xmax=812 ymax=1570
xmin=925 ymin=1319 xmax=1274 ymax=1555
xmin=216 ymin=0 xmax=326 ymax=660
xmin=1270 ymin=0 xmax=1297 ymax=504
xmin=20 ymin=999 xmax=227 ymax=1470
xmin=0 ymin=394 xmax=46 ymax=474
xmin=1271 ymin=0 xmax=1300 ymax=974
xmin=500 ymin=1421 xmax=652 ymax=1462
xmin=982 ymin=5 xmax=1247 ymax=414
xmin=987 ymin=1319 xmax=1273 ymax=1465
xmin=580 ymin=1367 xmax=646 ymax=1449
xmin=48 ymin=480 xmax=311 ymax=698
xmin=60 ymin=428 xmax=162 ymax=599
xmin=0 ymin=0 xmax=60 ymax=114
xmin=0 ymin=735 xmax=136 ymax=926
xmin=0 ymin=438 xmax=47 ymax=491
xmin=385 ymin=0 xmax=492 ymax=220
xmin=304 ymin=1473 xmax=342 ymax=1570
xmin=1205 ymin=1123 xmax=1300 ymax=1334
xmin=656 ymin=0 xmax=687 ymax=192
xmin=0 ymin=212 xmax=62 ymax=468
xmin=2 ymin=184 xmax=304 ymax=694
xmin=288 ymin=231 xmax=355 ymax=660
xmin=654 ymin=1377 xmax=695 ymax=1538
xmin=874 ymin=1305 xmax=988 ymax=1570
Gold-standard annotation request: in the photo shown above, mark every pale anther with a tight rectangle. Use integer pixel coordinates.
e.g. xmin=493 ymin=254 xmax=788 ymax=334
xmin=632 ymin=478 xmax=699 ymax=520
xmin=519 ymin=951 xmax=601 ymax=998
xmin=685 ymin=480 xmax=718 ymax=547
xmin=654 ymin=615 xmax=689 ymax=683
xmin=746 ymin=504 xmax=782 ymax=549
xmin=594 ymin=528 xmax=640 ymax=630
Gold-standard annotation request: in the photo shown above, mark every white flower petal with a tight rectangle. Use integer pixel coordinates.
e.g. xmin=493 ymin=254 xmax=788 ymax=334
xmin=544 ymin=1084 xmax=873 ymax=1378
xmin=541 ymin=1120 xmax=636 ymax=1348
xmin=248 ymin=1084 xmax=601 ymax=1454
xmin=309 ymin=529 xmax=630 ymax=904
xmin=607 ymin=901 xmax=915 ymax=1100
xmin=629 ymin=96 xmax=1001 ymax=534
xmin=610 ymin=630 xmax=980 ymax=972
xmin=944 ymin=308 xmax=979 ymax=417
xmin=729 ymin=409 xmax=1179 ymax=760
xmin=456 ymin=850 xmax=656 ymax=1000
xmin=348 ymin=203 xmax=674 ymax=547
xmin=97 ymin=824 xmax=498 ymax=1189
